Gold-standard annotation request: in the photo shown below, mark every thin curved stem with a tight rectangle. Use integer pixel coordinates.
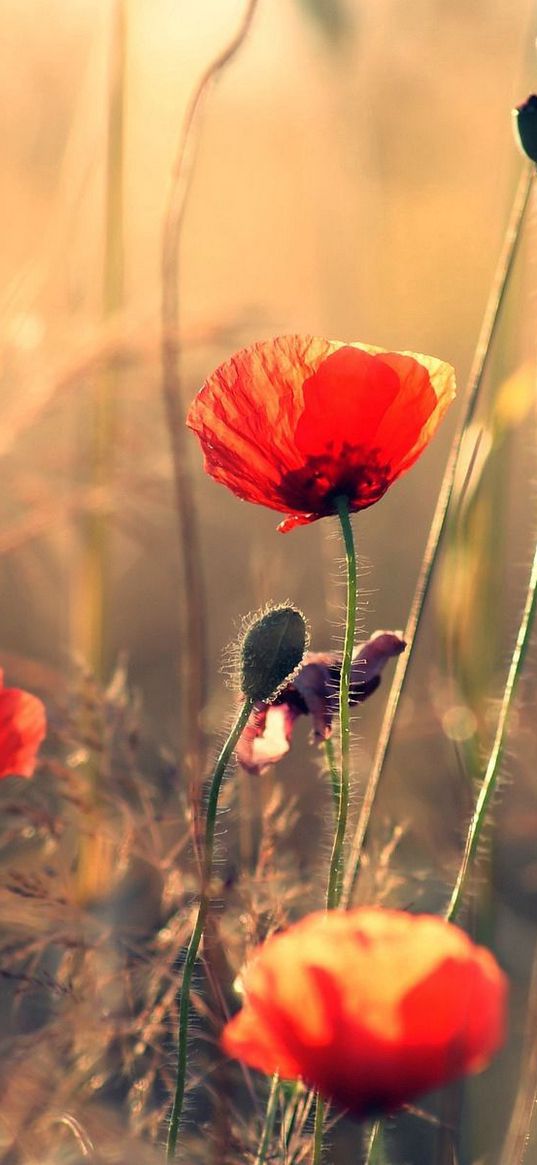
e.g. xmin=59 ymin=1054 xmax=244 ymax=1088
xmin=161 ymin=0 xmax=259 ymax=854
xmin=365 ymin=1120 xmax=384 ymax=1165
xmin=166 ymin=697 xmax=254 ymax=1160
xmin=279 ymin=1082 xmax=317 ymax=1162
xmin=283 ymin=1080 xmax=305 ymax=1148
xmin=254 ymin=1073 xmax=280 ymax=1165
xmin=49 ymin=1116 xmax=94 ymax=1158
xmin=78 ymin=0 xmax=125 ymax=680
xmin=326 ymin=496 xmax=357 ymax=910
xmin=446 ymin=534 xmax=537 ymax=921
xmin=342 ymin=161 xmax=534 ymax=908
xmin=498 ymin=940 xmax=537 ymax=1165
xmin=74 ymin=0 xmax=126 ymax=907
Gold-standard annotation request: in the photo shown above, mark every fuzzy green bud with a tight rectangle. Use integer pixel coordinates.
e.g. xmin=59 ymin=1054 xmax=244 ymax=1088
xmin=240 ymin=605 xmax=308 ymax=702
xmin=513 ymin=95 xmax=537 ymax=163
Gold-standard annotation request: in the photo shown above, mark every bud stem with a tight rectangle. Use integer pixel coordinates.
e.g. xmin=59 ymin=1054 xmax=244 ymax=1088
xmin=167 ymin=696 xmax=254 ymax=1159
xmin=254 ymin=1073 xmax=280 ymax=1165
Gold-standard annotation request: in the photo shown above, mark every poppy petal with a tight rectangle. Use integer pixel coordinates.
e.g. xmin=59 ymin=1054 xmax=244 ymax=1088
xmin=295 ymin=347 xmax=401 ymax=458
xmin=277 ymin=512 xmax=317 ymax=533
xmin=189 ymin=335 xmax=456 ymax=529
xmin=293 ymin=660 xmax=334 ymax=739
xmin=235 ymin=702 xmax=300 ymax=775
xmin=348 ymin=631 xmax=406 ymax=704
xmin=222 ymin=987 xmax=302 ymax=1079
xmin=221 ymin=909 xmax=507 ymax=1116
xmin=0 ymin=674 xmax=46 ymax=779
xmin=236 ymin=634 xmax=404 ymax=772
xmin=374 ymin=350 xmax=456 ymax=475
xmin=187 ymin=335 xmax=338 ymax=511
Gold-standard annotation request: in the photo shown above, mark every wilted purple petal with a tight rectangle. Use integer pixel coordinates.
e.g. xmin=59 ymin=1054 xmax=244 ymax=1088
xmin=349 ymin=630 xmax=406 ymax=704
xmin=294 ymin=659 xmax=333 ymax=740
xmin=236 ymin=631 xmax=406 ymax=775
xmin=235 ymin=702 xmax=300 ymax=774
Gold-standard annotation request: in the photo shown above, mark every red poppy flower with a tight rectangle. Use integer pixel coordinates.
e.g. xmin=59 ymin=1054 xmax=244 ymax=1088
xmin=236 ymin=630 xmax=405 ymax=774
xmin=0 ymin=670 xmax=46 ymax=779
xmin=187 ymin=336 xmax=456 ymax=532
xmin=221 ymin=909 xmax=506 ymax=1116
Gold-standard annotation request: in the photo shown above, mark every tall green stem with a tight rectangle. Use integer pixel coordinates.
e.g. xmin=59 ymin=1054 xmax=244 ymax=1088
xmin=446 ymin=535 xmax=537 ymax=920
xmin=166 ymin=697 xmax=253 ymax=1160
xmin=324 ymin=736 xmax=341 ymax=810
xmin=342 ymin=162 xmax=534 ymax=908
xmin=326 ymin=496 xmax=357 ymax=910
xmin=310 ymin=498 xmax=357 ymax=1163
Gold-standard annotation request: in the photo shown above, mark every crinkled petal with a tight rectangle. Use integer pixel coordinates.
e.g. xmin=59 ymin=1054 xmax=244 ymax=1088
xmin=349 ymin=631 xmax=406 ymax=704
xmin=188 ymin=336 xmax=456 ymax=530
xmin=277 ymin=512 xmax=317 ymax=534
xmin=293 ymin=660 xmax=333 ymax=739
xmin=237 ymin=634 xmax=404 ymax=772
xmin=235 ymin=702 xmax=299 ymax=775
xmin=187 ymin=335 xmax=339 ymax=511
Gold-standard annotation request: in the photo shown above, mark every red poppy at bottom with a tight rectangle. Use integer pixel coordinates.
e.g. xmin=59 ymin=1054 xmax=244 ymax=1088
xmin=187 ymin=335 xmax=456 ymax=533
xmin=0 ymin=670 xmax=46 ymax=779
xmin=221 ymin=909 xmax=506 ymax=1117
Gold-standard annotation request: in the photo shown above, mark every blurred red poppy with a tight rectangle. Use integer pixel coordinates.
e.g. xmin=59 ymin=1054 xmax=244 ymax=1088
xmin=0 ymin=670 xmax=46 ymax=779
xmin=221 ymin=908 xmax=506 ymax=1116
xmin=187 ymin=336 xmax=455 ymax=532
xmin=237 ymin=630 xmax=405 ymax=774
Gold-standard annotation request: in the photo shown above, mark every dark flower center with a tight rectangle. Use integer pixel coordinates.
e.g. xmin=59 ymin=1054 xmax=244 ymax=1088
xmin=278 ymin=444 xmax=391 ymax=515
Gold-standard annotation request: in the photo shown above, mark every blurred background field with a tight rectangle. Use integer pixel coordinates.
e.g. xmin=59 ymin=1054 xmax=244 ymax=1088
xmin=1 ymin=1 xmax=537 ymax=1162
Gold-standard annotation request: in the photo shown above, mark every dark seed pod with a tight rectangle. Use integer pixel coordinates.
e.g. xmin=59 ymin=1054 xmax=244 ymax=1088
xmin=240 ymin=606 xmax=308 ymax=702
xmin=513 ymin=95 xmax=537 ymax=163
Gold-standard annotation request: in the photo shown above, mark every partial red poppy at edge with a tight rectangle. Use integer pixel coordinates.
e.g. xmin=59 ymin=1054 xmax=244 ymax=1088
xmin=0 ymin=669 xmax=46 ymax=779
xmin=221 ymin=909 xmax=507 ymax=1117
xmin=187 ymin=336 xmax=456 ymax=532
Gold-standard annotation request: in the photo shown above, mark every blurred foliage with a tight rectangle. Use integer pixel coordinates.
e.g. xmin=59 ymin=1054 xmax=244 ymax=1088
xmin=295 ymin=0 xmax=354 ymax=45
xmin=1 ymin=0 xmax=537 ymax=1160
xmin=437 ymin=361 xmax=535 ymax=736
xmin=0 ymin=662 xmax=319 ymax=1163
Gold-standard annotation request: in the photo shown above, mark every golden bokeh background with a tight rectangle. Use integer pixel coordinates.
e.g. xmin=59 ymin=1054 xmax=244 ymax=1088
xmin=1 ymin=2 xmax=537 ymax=1161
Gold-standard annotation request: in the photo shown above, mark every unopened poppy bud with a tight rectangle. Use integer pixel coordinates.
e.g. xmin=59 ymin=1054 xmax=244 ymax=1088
xmin=240 ymin=606 xmax=308 ymax=703
xmin=513 ymin=95 xmax=537 ymax=163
